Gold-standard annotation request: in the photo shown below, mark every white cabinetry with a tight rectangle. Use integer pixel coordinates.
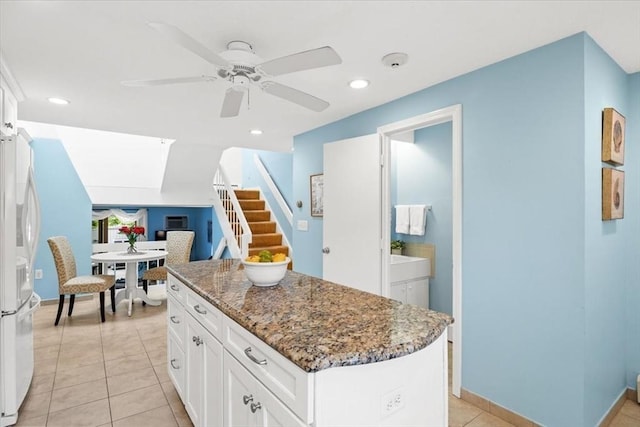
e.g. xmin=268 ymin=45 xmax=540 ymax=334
xmin=224 ymin=352 xmax=305 ymax=427
xmin=0 ymin=73 xmax=18 ymax=135
xmin=185 ymin=311 xmax=223 ymax=427
xmin=167 ymin=278 xmax=186 ymax=399
xmin=168 ymin=273 xmax=448 ymax=427
xmin=167 ymin=275 xmax=224 ymax=427
xmin=390 ymin=277 xmax=429 ymax=309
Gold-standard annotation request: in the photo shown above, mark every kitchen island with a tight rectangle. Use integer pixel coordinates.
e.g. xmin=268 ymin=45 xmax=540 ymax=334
xmin=166 ymin=259 xmax=452 ymax=427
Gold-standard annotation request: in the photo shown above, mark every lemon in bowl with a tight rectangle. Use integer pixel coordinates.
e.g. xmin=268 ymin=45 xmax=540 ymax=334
xmin=241 ymin=252 xmax=290 ymax=287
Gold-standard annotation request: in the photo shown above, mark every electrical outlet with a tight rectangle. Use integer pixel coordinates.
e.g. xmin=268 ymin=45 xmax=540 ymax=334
xmin=381 ymin=388 xmax=404 ymax=417
xmin=35 ymin=269 xmax=43 ymax=279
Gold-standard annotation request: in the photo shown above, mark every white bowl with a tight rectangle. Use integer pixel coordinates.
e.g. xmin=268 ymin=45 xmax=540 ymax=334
xmin=241 ymin=258 xmax=290 ymax=287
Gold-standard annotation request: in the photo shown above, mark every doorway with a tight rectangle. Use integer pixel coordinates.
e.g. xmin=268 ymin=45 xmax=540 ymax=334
xmin=378 ymin=104 xmax=462 ymax=397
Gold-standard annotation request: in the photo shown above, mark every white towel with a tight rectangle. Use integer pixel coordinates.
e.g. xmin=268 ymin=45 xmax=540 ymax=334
xmin=409 ymin=205 xmax=427 ymax=236
xmin=395 ymin=205 xmax=410 ymax=234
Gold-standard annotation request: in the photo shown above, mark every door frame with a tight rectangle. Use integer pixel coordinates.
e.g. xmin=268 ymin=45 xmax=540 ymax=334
xmin=378 ymin=104 xmax=462 ymax=397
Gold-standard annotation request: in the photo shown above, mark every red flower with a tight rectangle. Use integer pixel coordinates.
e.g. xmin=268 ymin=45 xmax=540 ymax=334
xmin=118 ymin=226 xmax=145 ymax=236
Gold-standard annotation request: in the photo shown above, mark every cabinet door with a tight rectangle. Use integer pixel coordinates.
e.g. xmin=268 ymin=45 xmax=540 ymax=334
xmin=202 ymin=326 xmax=223 ymax=427
xmin=167 ymin=332 xmax=185 ymax=399
xmin=390 ymin=282 xmax=406 ymax=304
xmin=224 ymin=351 xmax=258 ymax=427
xmin=0 ymin=76 xmax=18 ymax=134
xmin=185 ymin=314 xmax=205 ymax=426
xmin=257 ymin=379 xmax=306 ymax=427
xmin=406 ymin=278 xmax=429 ymax=309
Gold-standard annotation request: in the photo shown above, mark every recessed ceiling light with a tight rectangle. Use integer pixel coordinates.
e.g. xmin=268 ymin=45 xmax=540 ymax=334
xmin=250 ymin=129 xmax=263 ymax=135
xmin=349 ymin=79 xmax=370 ymax=89
xmin=48 ymin=97 xmax=70 ymax=105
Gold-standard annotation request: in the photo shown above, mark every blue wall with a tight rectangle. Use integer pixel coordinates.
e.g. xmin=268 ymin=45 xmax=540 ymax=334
xmin=241 ymin=149 xmax=293 ymax=243
xmin=292 ymin=33 xmax=638 ymax=426
xmin=625 ymin=72 xmax=640 ymax=392
xmin=32 ymin=139 xmax=93 ymax=301
xmin=583 ymin=36 xmax=632 ymax=425
xmin=391 ymin=123 xmax=452 ymax=315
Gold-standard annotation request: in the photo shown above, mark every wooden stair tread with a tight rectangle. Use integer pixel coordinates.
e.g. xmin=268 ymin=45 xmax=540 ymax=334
xmin=248 ymin=221 xmax=276 ymax=234
xmin=234 ymin=189 xmax=260 ymax=200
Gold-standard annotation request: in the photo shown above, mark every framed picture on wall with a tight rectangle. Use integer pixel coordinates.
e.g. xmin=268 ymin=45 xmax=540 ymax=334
xmin=602 ymin=168 xmax=624 ymax=220
xmin=310 ymin=173 xmax=324 ymax=217
xmin=602 ymin=107 xmax=625 ymax=165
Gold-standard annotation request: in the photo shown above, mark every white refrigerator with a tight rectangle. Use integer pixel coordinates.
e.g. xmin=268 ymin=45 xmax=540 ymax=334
xmin=0 ymin=129 xmax=41 ymax=427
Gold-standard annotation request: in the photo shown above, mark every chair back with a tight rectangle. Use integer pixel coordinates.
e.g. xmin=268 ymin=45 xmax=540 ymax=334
xmin=166 ymin=231 xmax=195 ymax=265
xmin=47 ymin=236 xmax=77 ymax=290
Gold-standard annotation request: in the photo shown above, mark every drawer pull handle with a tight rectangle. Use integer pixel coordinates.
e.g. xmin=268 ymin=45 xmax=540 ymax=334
xmin=243 ymin=394 xmax=253 ymax=405
xmin=170 ymin=316 xmax=180 ymax=324
xmin=244 ymin=347 xmax=267 ymax=365
xmin=250 ymin=402 xmax=262 ymax=413
xmin=194 ymin=304 xmax=207 ymax=315
xmin=170 ymin=284 xmax=180 ymax=292
xmin=192 ymin=336 xmax=202 ymax=346
xmin=170 ymin=358 xmax=180 ymax=370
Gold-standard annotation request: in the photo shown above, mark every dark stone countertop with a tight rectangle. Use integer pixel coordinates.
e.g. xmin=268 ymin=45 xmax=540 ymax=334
xmin=168 ymin=259 xmax=453 ymax=373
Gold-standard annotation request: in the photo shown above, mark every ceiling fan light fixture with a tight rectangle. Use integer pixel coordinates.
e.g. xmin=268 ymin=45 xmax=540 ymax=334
xmin=48 ymin=97 xmax=70 ymax=105
xmin=250 ymin=129 xmax=263 ymax=135
xmin=349 ymin=79 xmax=369 ymax=89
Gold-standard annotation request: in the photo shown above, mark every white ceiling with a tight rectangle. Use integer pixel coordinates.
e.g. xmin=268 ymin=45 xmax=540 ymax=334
xmin=1 ymin=1 xmax=639 ymax=152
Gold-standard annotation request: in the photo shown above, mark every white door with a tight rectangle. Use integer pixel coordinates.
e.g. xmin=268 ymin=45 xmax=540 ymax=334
xmin=323 ymin=134 xmax=382 ymax=295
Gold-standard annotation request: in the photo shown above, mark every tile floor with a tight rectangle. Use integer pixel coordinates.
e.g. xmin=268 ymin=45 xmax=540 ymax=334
xmin=16 ymin=285 xmax=640 ymax=427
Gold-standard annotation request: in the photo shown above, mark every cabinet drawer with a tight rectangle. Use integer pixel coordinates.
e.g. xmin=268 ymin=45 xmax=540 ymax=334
xmin=167 ymin=274 xmax=186 ymax=305
xmin=222 ymin=316 xmax=313 ymax=423
xmin=167 ymin=295 xmax=185 ymax=348
xmin=224 ymin=351 xmax=305 ymax=427
xmin=168 ymin=331 xmax=185 ymax=400
xmin=185 ymin=287 xmax=222 ymax=340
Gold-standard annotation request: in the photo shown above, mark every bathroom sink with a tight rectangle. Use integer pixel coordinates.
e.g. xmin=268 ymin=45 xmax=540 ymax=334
xmin=390 ymin=255 xmax=430 ymax=282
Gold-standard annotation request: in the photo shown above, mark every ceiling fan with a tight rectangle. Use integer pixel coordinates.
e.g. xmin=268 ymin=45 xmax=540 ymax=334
xmin=122 ymin=23 xmax=342 ymax=118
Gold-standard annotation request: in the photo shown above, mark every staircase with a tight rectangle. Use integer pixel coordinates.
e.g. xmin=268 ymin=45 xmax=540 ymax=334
xmin=233 ymin=189 xmax=291 ymax=268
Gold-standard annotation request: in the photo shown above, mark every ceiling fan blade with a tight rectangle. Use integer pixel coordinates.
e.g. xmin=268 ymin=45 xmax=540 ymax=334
xmin=121 ymin=75 xmax=216 ymax=87
xmin=261 ymin=81 xmax=329 ymax=112
xmin=148 ymin=22 xmax=230 ymax=68
xmin=258 ymin=46 xmax=342 ymax=76
xmin=220 ymin=88 xmax=245 ymax=118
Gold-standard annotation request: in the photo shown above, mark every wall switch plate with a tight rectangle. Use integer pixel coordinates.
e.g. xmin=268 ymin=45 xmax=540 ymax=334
xmin=35 ymin=269 xmax=43 ymax=279
xmin=297 ymin=220 xmax=309 ymax=231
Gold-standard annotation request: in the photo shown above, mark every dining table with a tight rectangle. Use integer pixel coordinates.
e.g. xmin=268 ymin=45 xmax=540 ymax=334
xmin=91 ymin=249 xmax=168 ymax=316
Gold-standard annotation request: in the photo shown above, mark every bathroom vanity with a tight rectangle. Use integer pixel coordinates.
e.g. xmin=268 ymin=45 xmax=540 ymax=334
xmin=166 ymin=259 xmax=452 ymax=427
xmin=390 ymin=255 xmax=431 ymax=309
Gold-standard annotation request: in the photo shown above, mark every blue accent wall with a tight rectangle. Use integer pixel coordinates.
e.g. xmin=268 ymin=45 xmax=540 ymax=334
xmin=625 ymin=71 xmax=640 ymax=392
xmin=391 ymin=123 xmax=453 ymax=315
xmin=583 ymin=35 xmax=632 ymax=425
xmin=31 ymin=139 xmax=93 ymax=301
xmin=293 ymin=33 xmax=637 ymax=425
xmin=241 ymin=149 xmax=293 ymax=243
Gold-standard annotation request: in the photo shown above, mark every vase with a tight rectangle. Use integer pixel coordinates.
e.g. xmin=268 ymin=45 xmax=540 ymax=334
xmin=127 ymin=243 xmax=137 ymax=254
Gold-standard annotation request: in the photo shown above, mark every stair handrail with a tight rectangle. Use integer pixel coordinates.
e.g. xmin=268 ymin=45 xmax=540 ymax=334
xmin=253 ymin=153 xmax=292 ymax=225
xmin=212 ymin=165 xmax=252 ymax=258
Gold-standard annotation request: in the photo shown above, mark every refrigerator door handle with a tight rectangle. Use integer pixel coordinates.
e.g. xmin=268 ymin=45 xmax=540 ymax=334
xmin=17 ymin=292 xmax=41 ymax=321
xmin=23 ymin=165 xmax=41 ymax=275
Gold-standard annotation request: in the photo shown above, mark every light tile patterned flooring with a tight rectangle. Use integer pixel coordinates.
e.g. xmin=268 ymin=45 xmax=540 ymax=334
xmin=16 ymin=285 xmax=640 ymax=427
